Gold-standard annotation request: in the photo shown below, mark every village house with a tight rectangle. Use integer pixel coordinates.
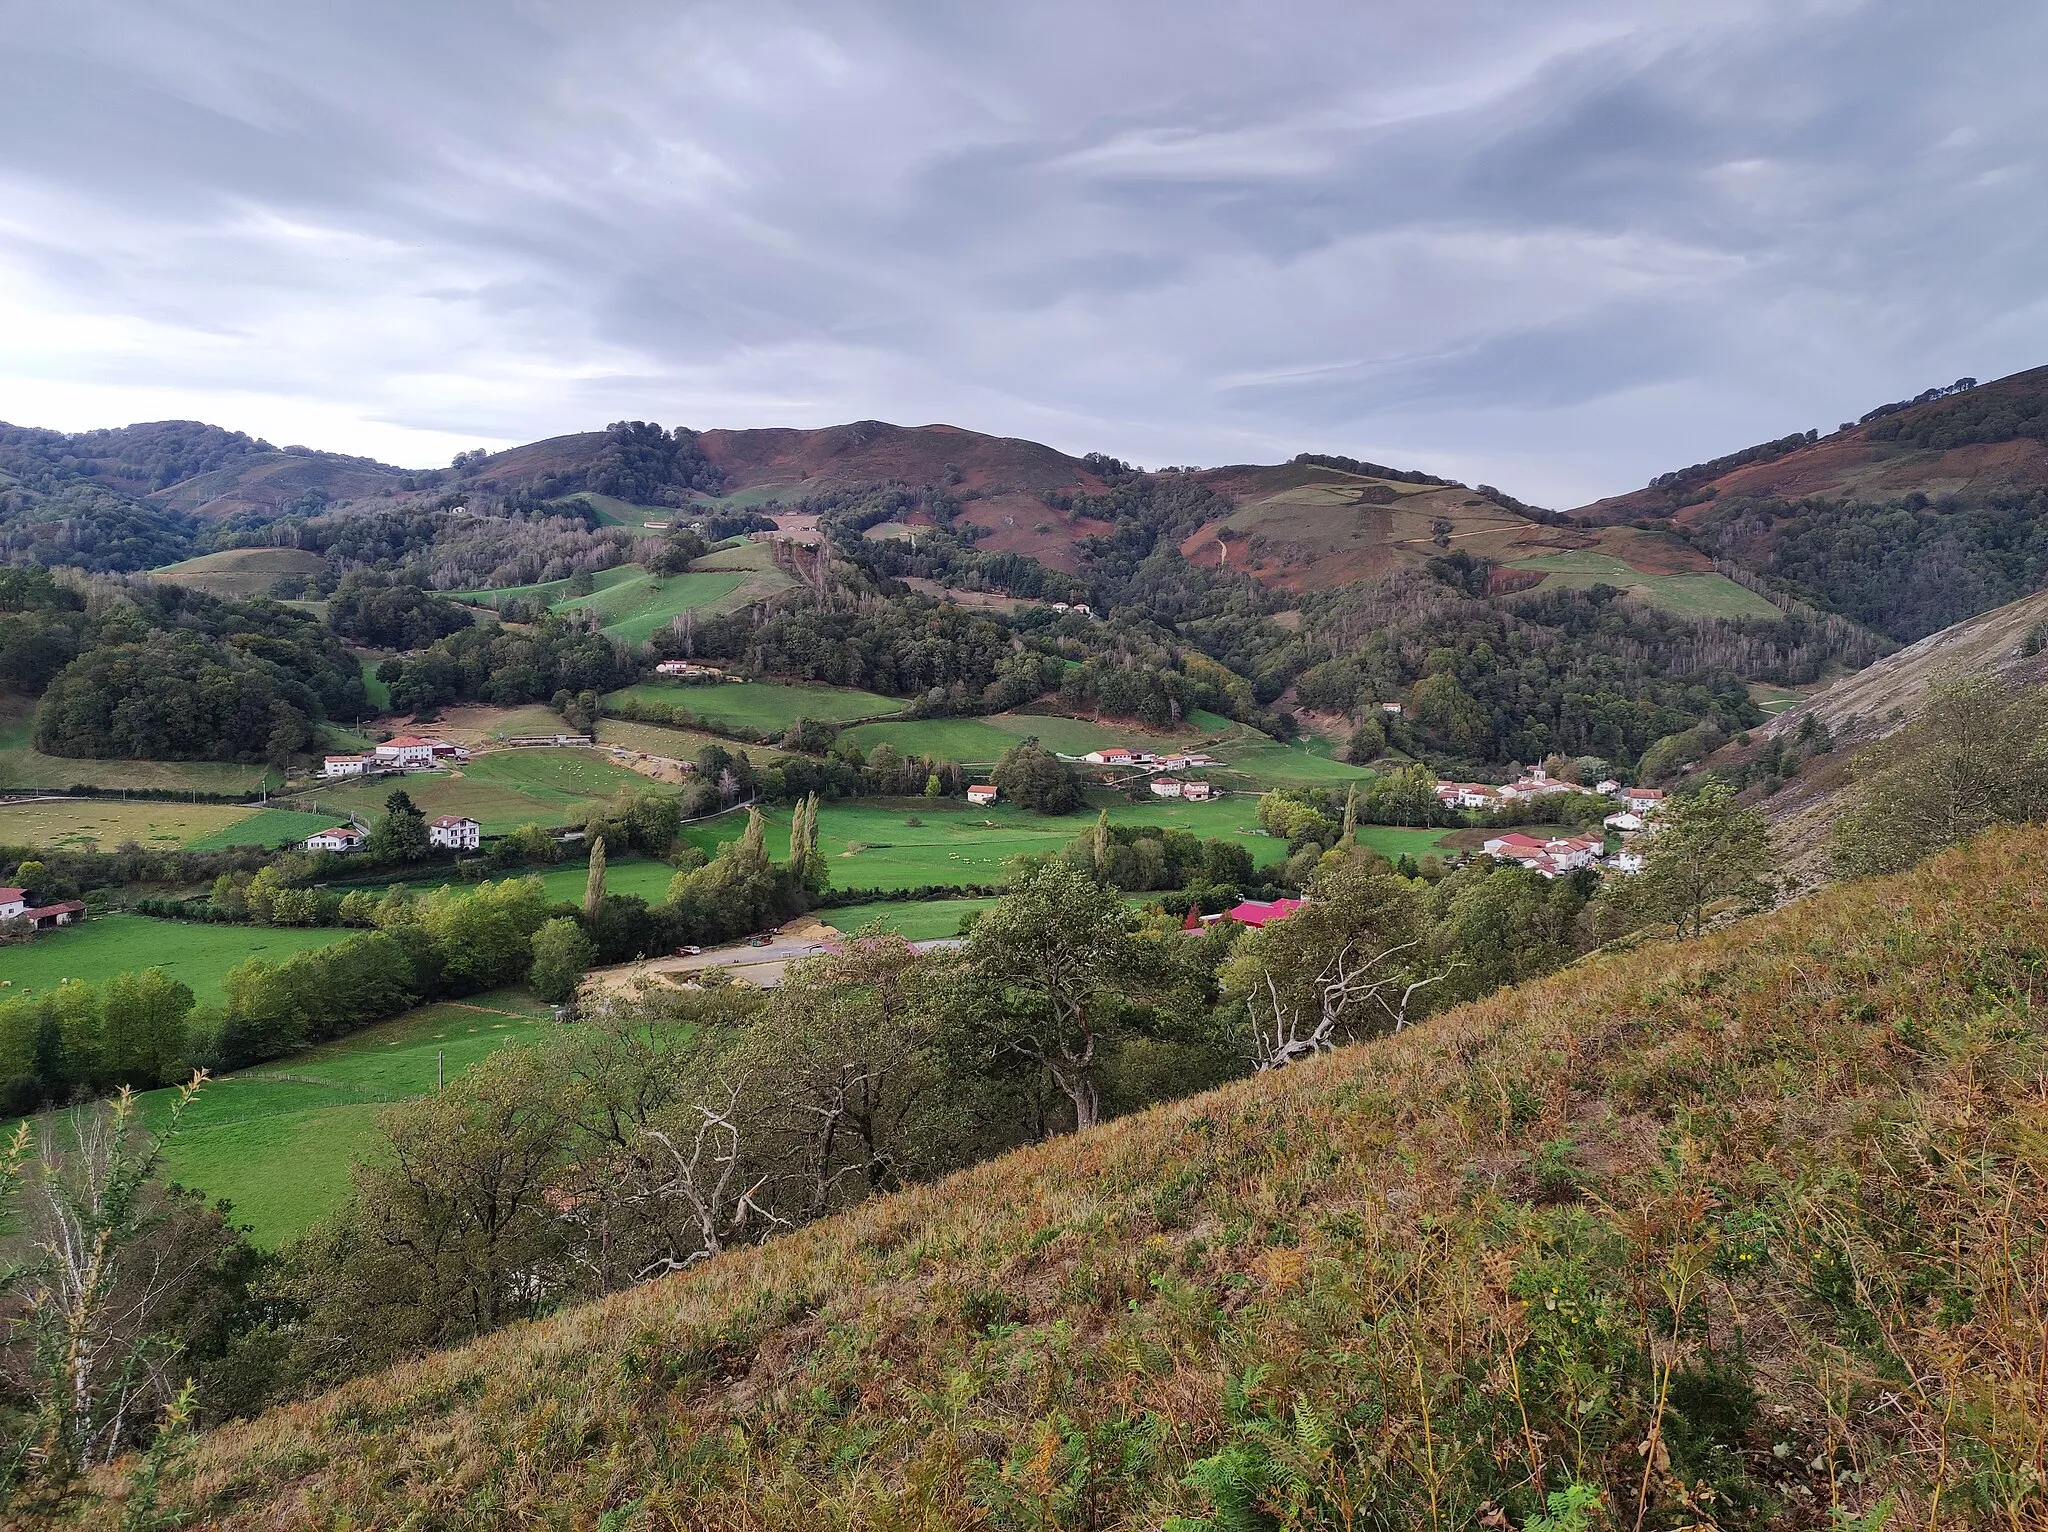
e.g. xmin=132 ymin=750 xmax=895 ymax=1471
xmin=1619 ymin=787 xmax=1667 ymax=813
xmin=322 ymin=753 xmax=373 ymax=778
xmin=2 ymin=888 xmax=86 ymax=933
xmin=1603 ymin=810 xmax=1646 ymax=833
xmin=374 ymin=736 xmax=442 ymax=770
xmin=967 ymin=783 xmax=998 ymax=806
xmin=1435 ymin=782 xmax=1499 ymax=810
xmin=1222 ymin=897 xmax=1302 ymax=928
xmin=1610 ymin=847 xmax=1647 ymax=874
xmin=1595 ymin=778 xmax=1622 ymax=796
xmin=0 ymin=887 xmax=27 ymax=921
xmin=1180 ymin=780 xmax=1214 ymax=801
xmin=429 ymin=815 xmax=482 ymax=852
xmin=1083 ymin=747 xmax=1152 ymax=767
xmin=1149 ymin=777 xmax=1185 ymax=798
xmin=304 ymin=826 xmax=365 ymax=853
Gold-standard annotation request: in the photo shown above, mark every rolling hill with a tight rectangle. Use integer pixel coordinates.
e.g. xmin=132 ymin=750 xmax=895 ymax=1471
xmin=1574 ymin=364 xmax=2048 ymax=524
xmin=62 ymin=828 xmax=2048 ymax=1529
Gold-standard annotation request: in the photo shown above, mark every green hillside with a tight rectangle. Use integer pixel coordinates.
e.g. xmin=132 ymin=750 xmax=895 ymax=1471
xmin=72 ymin=828 xmax=2048 ymax=1529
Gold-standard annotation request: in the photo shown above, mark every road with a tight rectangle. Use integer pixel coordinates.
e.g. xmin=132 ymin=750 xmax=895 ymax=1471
xmin=582 ymin=925 xmax=962 ymax=993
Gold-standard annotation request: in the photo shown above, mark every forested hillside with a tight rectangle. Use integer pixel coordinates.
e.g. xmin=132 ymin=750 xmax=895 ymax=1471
xmin=57 ymin=827 xmax=2048 ymax=1530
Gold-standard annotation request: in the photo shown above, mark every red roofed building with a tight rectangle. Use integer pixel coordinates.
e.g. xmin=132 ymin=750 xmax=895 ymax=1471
xmin=1222 ymin=897 xmax=1302 ymax=928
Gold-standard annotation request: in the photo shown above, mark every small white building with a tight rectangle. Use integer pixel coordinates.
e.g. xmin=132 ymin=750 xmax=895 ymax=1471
xmin=305 ymin=826 xmax=365 ymax=854
xmin=429 ymin=815 xmax=482 ymax=852
xmin=1181 ymin=780 xmax=1215 ymax=801
xmin=1603 ymin=811 xmax=1646 ymax=833
xmin=1084 ymin=747 xmax=1150 ymax=767
xmin=1381 ymin=701 xmax=1404 ymax=715
xmin=1595 ymin=778 xmax=1622 ymax=796
xmin=1149 ymin=777 xmax=1185 ymax=798
xmin=1609 ymin=847 xmax=1647 ymax=874
xmin=967 ymin=784 xmax=998 ymax=806
xmin=323 ymin=754 xmax=373 ymax=779
xmin=0 ymin=886 xmax=27 ymax=921
xmin=374 ymin=736 xmax=440 ymax=770
xmin=1436 ymin=782 xmax=1499 ymax=810
xmin=656 ymin=661 xmax=723 ymax=680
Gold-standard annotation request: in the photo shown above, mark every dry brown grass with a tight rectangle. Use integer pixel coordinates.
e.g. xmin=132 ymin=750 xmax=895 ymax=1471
xmin=59 ymin=828 xmax=2048 ymax=1529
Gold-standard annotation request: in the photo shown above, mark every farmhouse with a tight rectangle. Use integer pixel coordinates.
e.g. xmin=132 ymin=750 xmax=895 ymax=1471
xmin=1381 ymin=702 xmax=1403 ymax=715
xmin=1149 ymin=777 xmax=1185 ymax=799
xmin=1180 ymin=780 xmax=1215 ymax=801
xmin=2 ymin=889 xmax=86 ymax=933
xmin=655 ymin=661 xmax=724 ymax=680
xmin=1603 ymin=811 xmax=1646 ymax=832
xmin=1595 ymin=778 xmax=1622 ymax=796
xmin=322 ymin=754 xmax=373 ymax=778
xmin=1482 ymin=833 xmax=1550 ymax=859
xmin=967 ymin=784 xmax=998 ymax=806
xmin=0 ymin=887 xmax=26 ymax=921
xmin=374 ymin=736 xmax=441 ymax=770
xmin=304 ymin=826 xmax=365 ymax=853
xmin=1435 ymin=782 xmax=1499 ymax=810
xmin=1619 ymin=787 xmax=1667 ymax=813
xmin=1083 ymin=747 xmax=1151 ymax=766
xmin=429 ymin=815 xmax=482 ymax=851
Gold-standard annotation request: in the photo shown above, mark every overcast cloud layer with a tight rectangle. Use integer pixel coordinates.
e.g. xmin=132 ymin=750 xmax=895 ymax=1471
xmin=2 ymin=0 xmax=2045 ymax=504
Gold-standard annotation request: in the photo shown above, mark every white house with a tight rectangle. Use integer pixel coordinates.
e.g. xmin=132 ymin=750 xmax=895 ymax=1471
xmin=1381 ymin=701 xmax=1404 ymax=715
xmin=1595 ymin=778 xmax=1622 ymax=796
xmin=1149 ymin=777 xmax=1185 ymax=798
xmin=323 ymin=754 xmax=372 ymax=778
xmin=1619 ymin=787 xmax=1667 ymax=813
xmin=304 ymin=826 xmax=365 ymax=853
xmin=655 ymin=661 xmax=723 ymax=679
xmin=1603 ymin=811 xmax=1645 ymax=833
xmin=429 ymin=815 xmax=481 ymax=851
xmin=1180 ymin=780 xmax=1215 ymax=801
xmin=1084 ymin=747 xmax=1150 ymax=767
xmin=0 ymin=887 xmax=27 ymax=921
xmin=1610 ymin=847 xmax=1647 ymax=874
xmin=374 ymin=736 xmax=440 ymax=770
xmin=1436 ymin=782 xmax=1498 ymax=810
xmin=967 ymin=784 xmax=998 ymax=806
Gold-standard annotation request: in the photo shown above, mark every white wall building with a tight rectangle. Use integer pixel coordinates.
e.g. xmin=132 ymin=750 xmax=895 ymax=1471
xmin=374 ymin=737 xmax=440 ymax=770
xmin=429 ymin=815 xmax=482 ymax=851
xmin=305 ymin=827 xmax=365 ymax=853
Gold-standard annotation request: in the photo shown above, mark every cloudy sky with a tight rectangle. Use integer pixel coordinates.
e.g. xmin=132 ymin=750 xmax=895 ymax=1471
xmin=2 ymin=1 xmax=2044 ymax=505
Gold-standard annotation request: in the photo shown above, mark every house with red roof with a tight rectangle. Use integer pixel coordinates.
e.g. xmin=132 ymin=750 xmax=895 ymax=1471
xmin=1222 ymin=897 xmax=1303 ymax=928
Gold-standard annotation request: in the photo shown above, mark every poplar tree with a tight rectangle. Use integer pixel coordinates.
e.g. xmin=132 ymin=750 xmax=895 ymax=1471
xmin=584 ymin=836 xmax=607 ymax=918
xmin=1341 ymin=783 xmax=1359 ymax=846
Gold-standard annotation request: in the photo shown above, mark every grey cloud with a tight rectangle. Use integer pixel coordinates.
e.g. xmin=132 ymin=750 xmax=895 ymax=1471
xmin=0 ymin=0 xmax=2044 ymax=501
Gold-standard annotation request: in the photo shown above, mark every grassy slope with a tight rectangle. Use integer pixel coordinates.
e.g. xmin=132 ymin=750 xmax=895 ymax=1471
xmin=86 ymin=828 xmax=2048 ymax=1529
xmin=146 ymin=547 xmax=326 ymax=599
xmin=0 ymin=799 xmax=258 ymax=852
xmin=554 ymin=569 xmax=748 ymax=642
xmin=1505 ymin=551 xmax=1782 ymax=621
xmin=180 ymin=808 xmax=341 ymax=850
xmin=5 ymin=915 xmax=353 ymax=1009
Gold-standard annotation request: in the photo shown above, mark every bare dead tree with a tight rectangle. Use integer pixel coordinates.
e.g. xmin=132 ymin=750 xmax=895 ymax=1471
xmin=1246 ymin=939 xmax=1457 ymax=1071
xmin=631 ymin=1086 xmax=786 ymax=1280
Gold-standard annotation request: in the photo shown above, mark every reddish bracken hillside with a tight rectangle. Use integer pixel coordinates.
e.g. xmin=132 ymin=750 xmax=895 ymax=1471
xmin=1575 ymin=363 xmax=2048 ymax=522
xmin=698 ymin=420 xmax=1106 ymax=500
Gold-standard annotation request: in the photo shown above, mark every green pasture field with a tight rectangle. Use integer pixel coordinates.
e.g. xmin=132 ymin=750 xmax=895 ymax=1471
xmin=303 ymin=748 xmax=647 ymax=835
xmin=1355 ymin=825 xmax=1460 ymax=859
xmin=180 ymin=807 xmax=340 ymax=851
xmin=0 ymin=798 xmax=260 ymax=852
xmin=138 ymin=989 xmax=556 ymax=1244
xmin=555 ymin=568 xmax=748 ymax=642
xmin=821 ymin=897 xmax=1000 ymax=941
xmin=595 ymin=716 xmax=789 ymax=766
xmin=678 ymin=796 xmax=1292 ymax=892
xmin=358 ymin=653 xmax=392 ymax=711
xmin=0 ymin=699 xmax=279 ymax=794
xmin=1505 ymin=552 xmax=1781 ymax=621
xmin=611 ymin=679 xmax=901 ymax=734
xmin=839 ymin=717 xmax=1021 ymax=764
xmin=1211 ymin=736 xmax=1377 ymax=787
xmin=453 ymin=562 xmax=640 ymax=609
xmin=339 ymin=853 xmax=681 ymax=908
xmin=558 ymin=492 xmax=671 ymax=528
xmin=2 ymin=914 xmax=354 ymax=1010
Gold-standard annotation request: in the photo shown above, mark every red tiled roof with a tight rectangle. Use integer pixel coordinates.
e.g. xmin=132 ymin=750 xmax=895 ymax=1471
xmin=1223 ymin=898 xmax=1302 ymax=928
xmin=0 ymin=887 xmax=26 ymax=903
xmin=431 ymin=816 xmax=477 ymax=828
xmin=381 ymin=735 xmax=435 ymax=748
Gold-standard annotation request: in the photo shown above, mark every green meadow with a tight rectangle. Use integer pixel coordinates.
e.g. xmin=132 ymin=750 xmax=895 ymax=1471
xmin=820 ymin=897 xmax=1000 ymax=941
xmin=3 ymin=914 xmax=354 ymax=1010
xmin=303 ymin=748 xmax=648 ymax=834
xmin=1505 ymin=551 xmax=1781 ymax=621
xmin=609 ymin=678 xmax=902 ymax=734
xmin=553 ymin=568 xmax=747 ymax=642
xmin=138 ymin=990 xmax=557 ymax=1244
